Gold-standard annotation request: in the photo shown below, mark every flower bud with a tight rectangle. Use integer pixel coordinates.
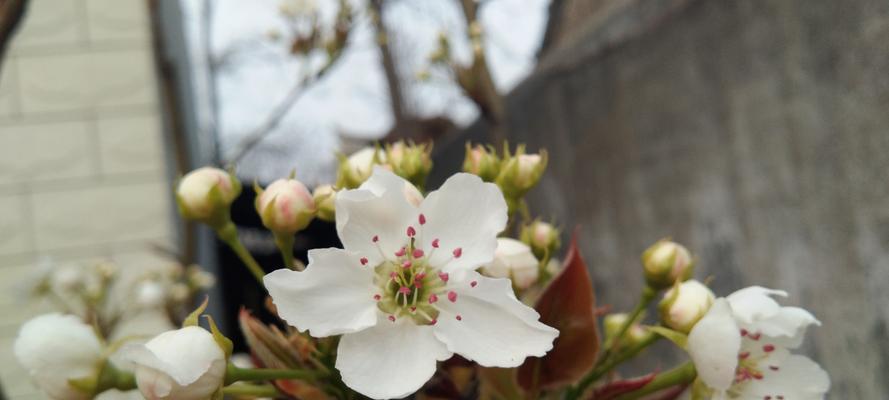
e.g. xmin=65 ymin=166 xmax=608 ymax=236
xmin=313 ymin=184 xmax=337 ymax=222
xmin=482 ymin=238 xmax=540 ymax=289
xmin=462 ymin=143 xmax=500 ymax=182
xmin=495 ymin=146 xmax=547 ymax=199
xmin=176 ymin=167 xmax=241 ymax=223
xmin=641 ymin=239 xmax=695 ymax=289
xmin=659 ymin=280 xmax=715 ymax=333
xmin=136 ymin=281 xmax=167 ymax=309
xmin=255 ymin=178 xmax=316 ymax=233
xmin=520 ymin=220 xmax=561 ymax=259
xmin=337 ymin=147 xmax=384 ymax=189
xmin=603 ymin=313 xmax=649 ymax=349
xmin=385 ymin=141 xmax=433 ymax=188
xmin=122 ymin=326 xmax=227 ymax=400
xmin=14 ymin=313 xmax=104 ymax=400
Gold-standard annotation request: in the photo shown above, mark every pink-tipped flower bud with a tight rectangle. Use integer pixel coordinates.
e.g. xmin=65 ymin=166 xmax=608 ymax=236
xmin=462 ymin=143 xmax=500 ymax=182
xmin=175 ymin=167 xmax=241 ymax=223
xmin=641 ymin=239 xmax=695 ymax=290
xmin=659 ymin=279 xmax=715 ymax=333
xmin=312 ymin=184 xmax=337 ymax=222
xmin=255 ymin=178 xmax=316 ymax=234
xmin=520 ymin=220 xmax=561 ymax=259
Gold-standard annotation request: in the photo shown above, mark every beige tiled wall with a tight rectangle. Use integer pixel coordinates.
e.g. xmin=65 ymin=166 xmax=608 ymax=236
xmin=0 ymin=1 xmax=172 ymax=398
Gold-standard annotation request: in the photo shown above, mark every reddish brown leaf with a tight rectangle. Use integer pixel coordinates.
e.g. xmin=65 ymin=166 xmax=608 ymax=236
xmin=517 ymin=231 xmax=600 ymax=391
xmin=591 ymin=373 xmax=656 ymax=400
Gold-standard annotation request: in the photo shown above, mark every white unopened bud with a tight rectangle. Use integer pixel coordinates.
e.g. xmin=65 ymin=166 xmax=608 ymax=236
xmin=659 ymin=280 xmax=715 ymax=333
xmin=122 ymin=327 xmax=227 ymax=400
xmin=51 ymin=266 xmax=83 ymax=292
xmin=14 ymin=313 xmax=104 ymax=400
xmin=603 ymin=313 xmax=649 ymax=349
xmin=176 ymin=167 xmax=241 ymax=222
xmin=642 ymin=239 xmax=695 ymax=289
xmin=482 ymin=238 xmax=540 ymax=289
xmin=520 ymin=220 xmax=561 ymax=259
xmin=337 ymin=147 xmax=384 ymax=189
xmin=136 ymin=281 xmax=167 ymax=309
xmin=256 ymin=178 xmax=316 ymax=233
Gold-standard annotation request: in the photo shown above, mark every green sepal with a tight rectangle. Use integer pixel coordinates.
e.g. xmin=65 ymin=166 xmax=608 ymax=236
xmin=204 ymin=315 xmax=234 ymax=360
xmin=690 ymin=377 xmax=711 ymax=400
xmin=183 ymin=296 xmax=209 ymax=327
xmin=67 ymin=375 xmax=98 ymax=395
xmin=648 ymin=325 xmax=688 ymax=349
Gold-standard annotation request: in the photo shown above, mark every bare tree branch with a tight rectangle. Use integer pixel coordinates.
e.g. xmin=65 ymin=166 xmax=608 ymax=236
xmin=0 ymin=0 xmax=29 ymax=77
xmin=369 ymin=0 xmax=411 ymax=139
xmin=457 ymin=0 xmax=505 ymax=145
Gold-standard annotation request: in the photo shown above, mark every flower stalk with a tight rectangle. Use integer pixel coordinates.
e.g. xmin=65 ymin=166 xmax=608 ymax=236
xmin=224 ymin=365 xmax=325 ymax=385
xmin=602 ymin=285 xmax=657 ymax=358
xmin=215 ymin=222 xmax=266 ymax=284
xmin=567 ymin=328 xmax=661 ymax=399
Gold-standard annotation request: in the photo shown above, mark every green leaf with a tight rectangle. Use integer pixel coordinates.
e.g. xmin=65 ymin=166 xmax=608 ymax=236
xmin=517 ymin=231 xmax=600 ymax=391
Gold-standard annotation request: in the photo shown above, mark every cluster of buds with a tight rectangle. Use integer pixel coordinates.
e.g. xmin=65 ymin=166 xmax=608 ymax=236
xmin=462 ymin=143 xmax=500 ymax=182
xmin=641 ymin=239 xmax=695 ymax=290
xmin=520 ymin=220 xmax=561 ymax=260
xmin=384 ymin=141 xmax=433 ymax=189
xmin=462 ymin=143 xmax=548 ymax=214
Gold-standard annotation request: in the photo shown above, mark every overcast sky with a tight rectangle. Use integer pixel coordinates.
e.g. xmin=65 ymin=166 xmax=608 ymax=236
xmin=179 ymin=0 xmax=549 ymax=185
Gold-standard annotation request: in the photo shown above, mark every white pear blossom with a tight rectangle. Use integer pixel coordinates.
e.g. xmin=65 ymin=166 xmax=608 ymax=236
xmin=120 ymin=326 xmax=227 ymax=400
xmin=482 ymin=238 xmax=540 ymax=289
xmin=13 ymin=313 xmax=103 ymax=400
xmin=265 ymin=168 xmax=559 ymax=399
xmin=687 ymin=287 xmax=829 ymax=399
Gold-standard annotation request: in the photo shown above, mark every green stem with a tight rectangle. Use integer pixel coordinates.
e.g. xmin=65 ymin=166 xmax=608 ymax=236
xmin=613 ymin=362 xmax=696 ymax=400
xmin=222 ymin=383 xmax=280 ymax=397
xmin=95 ymin=362 xmax=136 ymax=393
xmin=225 ymin=365 xmax=323 ymax=385
xmin=274 ymin=232 xmax=296 ymax=270
xmin=216 ymin=222 xmax=266 ymax=284
xmin=602 ymin=286 xmax=657 ymax=359
xmin=567 ymin=333 xmax=661 ymax=400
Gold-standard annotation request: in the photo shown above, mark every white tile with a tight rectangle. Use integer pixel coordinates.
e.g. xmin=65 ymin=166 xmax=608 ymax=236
xmin=10 ymin=0 xmax=85 ymax=50
xmin=17 ymin=49 xmax=156 ymax=114
xmin=0 ymin=195 xmax=32 ymax=256
xmin=97 ymin=114 xmax=164 ymax=175
xmin=0 ymin=120 xmax=95 ymax=185
xmin=31 ymin=181 xmax=172 ymax=251
xmin=0 ymin=61 xmax=20 ymax=118
xmin=85 ymin=0 xmax=150 ymax=43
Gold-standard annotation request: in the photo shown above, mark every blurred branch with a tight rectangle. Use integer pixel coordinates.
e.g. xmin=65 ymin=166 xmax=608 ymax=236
xmin=456 ymin=0 xmax=505 ymax=145
xmin=370 ymin=0 xmax=411 ymax=139
xmin=0 ymin=0 xmax=28 ymax=76
xmin=203 ymin=0 xmax=222 ymax=162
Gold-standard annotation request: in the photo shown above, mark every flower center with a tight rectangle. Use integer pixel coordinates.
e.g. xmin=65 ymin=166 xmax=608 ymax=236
xmin=365 ymin=214 xmax=465 ymax=325
xmin=729 ymin=330 xmax=786 ymax=399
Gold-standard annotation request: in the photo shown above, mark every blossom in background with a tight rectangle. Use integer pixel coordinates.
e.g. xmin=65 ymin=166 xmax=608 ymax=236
xmin=265 ymin=168 xmax=558 ymax=399
xmin=13 ymin=313 xmax=104 ymax=400
xmin=482 ymin=238 xmax=540 ymax=289
xmin=121 ymin=326 xmax=227 ymax=400
xmin=687 ymin=287 xmax=829 ymax=399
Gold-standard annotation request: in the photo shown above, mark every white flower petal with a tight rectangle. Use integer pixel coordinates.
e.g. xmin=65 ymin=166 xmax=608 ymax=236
xmin=726 ymin=286 xmax=787 ymax=324
xmin=432 ymin=272 xmax=558 ymax=367
xmin=738 ymin=354 xmax=830 ymax=400
xmin=265 ymin=248 xmax=378 ymax=337
xmin=419 ymin=173 xmax=508 ymax=274
xmin=482 ymin=238 xmax=539 ymax=289
xmin=359 ymin=166 xmax=424 ymax=206
xmin=749 ymin=306 xmax=821 ymax=349
xmin=122 ymin=327 xmax=223 ymax=386
xmin=336 ymin=170 xmax=417 ymax=265
xmin=336 ymin=316 xmax=451 ymax=399
xmin=687 ymin=299 xmax=741 ymax=391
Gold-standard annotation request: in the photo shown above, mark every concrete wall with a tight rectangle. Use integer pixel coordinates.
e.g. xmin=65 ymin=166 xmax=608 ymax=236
xmin=436 ymin=0 xmax=889 ymax=397
xmin=0 ymin=1 xmax=172 ymax=398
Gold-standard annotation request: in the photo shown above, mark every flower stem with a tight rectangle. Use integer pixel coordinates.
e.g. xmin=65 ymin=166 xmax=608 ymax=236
xmin=612 ymin=362 xmax=696 ymax=400
xmin=602 ymin=286 xmax=657 ymax=359
xmin=95 ymin=362 xmax=136 ymax=393
xmin=225 ymin=365 xmax=323 ymax=385
xmin=222 ymin=383 xmax=280 ymax=397
xmin=566 ymin=331 xmax=661 ymax=399
xmin=216 ymin=222 xmax=266 ymax=284
xmin=273 ymin=231 xmax=297 ymax=270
